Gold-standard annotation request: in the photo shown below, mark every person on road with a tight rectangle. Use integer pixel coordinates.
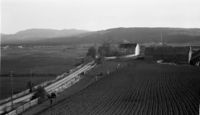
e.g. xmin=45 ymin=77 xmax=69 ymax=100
xmin=50 ymin=98 xmax=53 ymax=105
xmin=48 ymin=92 xmax=57 ymax=106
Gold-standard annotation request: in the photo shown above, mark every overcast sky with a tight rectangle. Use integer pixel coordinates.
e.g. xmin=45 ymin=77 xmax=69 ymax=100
xmin=1 ymin=0 xmax=200 ymax=34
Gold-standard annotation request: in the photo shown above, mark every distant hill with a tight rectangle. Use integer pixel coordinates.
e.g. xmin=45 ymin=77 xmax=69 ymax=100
xmin=1 ymin=27 xmax=200 ymax=45
xmin=1 ymin=28 xmax=89 ymax=44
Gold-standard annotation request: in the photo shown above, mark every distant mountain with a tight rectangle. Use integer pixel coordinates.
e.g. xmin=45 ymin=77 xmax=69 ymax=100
xmin=1 ymin=27 xmax=200 ymax=45
xmin=1 ymin=28 xmax=89 ymax=44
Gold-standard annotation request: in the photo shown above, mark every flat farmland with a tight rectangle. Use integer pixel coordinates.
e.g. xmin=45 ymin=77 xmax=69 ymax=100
xmin=0 ymin=45 xmax=89 ymax=99
xmin=40 ymin=60 xmax=200 ymax=115
xmin=1 ymin=45 xmax=88 ymax=74
xmin=0 ymin=76 xmax=54 ymax=99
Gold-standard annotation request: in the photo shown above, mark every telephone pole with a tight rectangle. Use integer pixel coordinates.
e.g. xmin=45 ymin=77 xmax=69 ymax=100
xmin=10 ymin=71 xmax=14 ymax=109
xmin=160 ymin=32 xmax=163 ymax=46
xmin=30 ymin=69 xmax=33 ymax=83
xmin=29 ymin=69 xmax=33 ymax=92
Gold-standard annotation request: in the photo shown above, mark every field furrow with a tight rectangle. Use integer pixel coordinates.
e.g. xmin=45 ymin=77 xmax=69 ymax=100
xmin=38 ymin=61 xmax=200 ymax=115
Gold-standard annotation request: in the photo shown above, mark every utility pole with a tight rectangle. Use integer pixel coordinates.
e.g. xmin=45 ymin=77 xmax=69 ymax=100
xmin=160 ymin=32 xmax=163 ymax=46
xmin=10 ymin=71 xmax=14 ymax=109
xmin=30 ymin=69 xmax=33 ymax=92
xmin=160 ymin=32 xmax=164 ymax=59
xmin=188 ymin=46 xmax=192 ymax=64
xmin=30 ymin=69 xmax=32 ymax=82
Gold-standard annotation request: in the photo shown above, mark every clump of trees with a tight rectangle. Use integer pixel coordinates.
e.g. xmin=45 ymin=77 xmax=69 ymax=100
xmin=86 ymin=42 xmax=121 ymax=59
xmin=86 ymin=42 xmax=122 ymax=64
xmin=87 ymin=46 xmax=96 ymax=59
xmin=86 ymin=43 xmax=113 ymax=59
xmin=32 ymin=86 xmax=48 ymax=103
xmin=98 ymin=42 xmax=111 ymax=57
xmin=98 ymin=42 xmax=121 ymax=57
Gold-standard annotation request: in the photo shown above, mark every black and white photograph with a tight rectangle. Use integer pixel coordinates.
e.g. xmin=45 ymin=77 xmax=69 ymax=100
xmin=1 ymin=0 xmax=200 ymax=114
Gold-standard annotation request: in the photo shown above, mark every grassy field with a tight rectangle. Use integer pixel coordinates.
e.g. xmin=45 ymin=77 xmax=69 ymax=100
xmin=39 ymin=60 xmax=200 ymax=115
xmin=0 ymin=45 xmax=89 ymax=99
xmin=1 ymin=45 xmax=88 ymax=74
xmin=0 ymin=76 xmax=55 ymax=99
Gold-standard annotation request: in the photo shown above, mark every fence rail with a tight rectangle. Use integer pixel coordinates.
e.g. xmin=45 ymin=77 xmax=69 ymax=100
xmin=5 ymin=98 xmax=38 ymax=115
xmin=4 ymin=73 xmax=84 ymax=115
xmin=3 ymin=62 xmax=95 ymax=115
xmin=0 ymin=64 xmax=85 ymax=105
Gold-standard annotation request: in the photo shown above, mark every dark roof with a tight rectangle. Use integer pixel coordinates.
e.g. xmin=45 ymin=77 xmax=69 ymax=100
xmin=119 ymin=43 xmax=137 ymax=49
xmin=192 ymin=50 xmax=200 ymax=60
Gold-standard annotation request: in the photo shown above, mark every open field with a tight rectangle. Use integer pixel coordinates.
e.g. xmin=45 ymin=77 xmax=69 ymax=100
xmin=0 ymin=45 xmax=89 ymax=100
xmin=0 ymin=76 xmax=55 ymax=100
xmin=1 ymin=45 xmax=88 ymax=74
xmin=39 ymin=60 xmax=200 ymax=115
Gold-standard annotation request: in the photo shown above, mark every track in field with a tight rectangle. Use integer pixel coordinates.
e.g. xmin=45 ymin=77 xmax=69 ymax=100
xmin=40 ymin=61 xmax=200 ymax=115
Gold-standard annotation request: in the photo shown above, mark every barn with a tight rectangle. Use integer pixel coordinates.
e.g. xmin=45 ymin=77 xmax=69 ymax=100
xmin=189 ymin=47 xmax=200 ymax=66
xmin=118 ymin=43 xmax=140 ymax=56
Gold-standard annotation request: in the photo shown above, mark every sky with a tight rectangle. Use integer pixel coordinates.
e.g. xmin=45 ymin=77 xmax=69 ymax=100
xmin=1 ymin=0 xmax=200 ymax=34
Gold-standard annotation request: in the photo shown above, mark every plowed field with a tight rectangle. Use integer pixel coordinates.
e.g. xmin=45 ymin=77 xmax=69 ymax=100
xmin=40 ymin=61 xmax=200 ymax=115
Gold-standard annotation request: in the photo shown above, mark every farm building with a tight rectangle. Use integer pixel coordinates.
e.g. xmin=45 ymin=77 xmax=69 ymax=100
xmin=144 ymin=46 xmax=189 ymax=64
xmin=188 ymin=47 xmax=200 ymax=66
xmin=118 ymin=43 xmax=140 ymax=56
